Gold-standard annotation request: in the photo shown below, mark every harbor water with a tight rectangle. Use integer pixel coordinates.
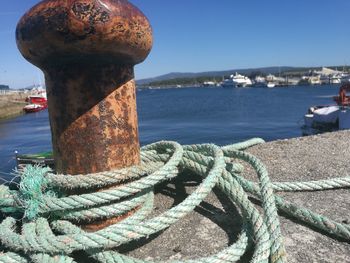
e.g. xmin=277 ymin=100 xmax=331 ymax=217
xmin=0 ymin=85 xmax=341 ymax=179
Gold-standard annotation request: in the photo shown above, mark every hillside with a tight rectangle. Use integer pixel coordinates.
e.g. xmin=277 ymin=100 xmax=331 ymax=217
xmin=137 ymin=66 xmax=294 ymax=85
xmin=136 ymin=65 xmax=350 ymax=87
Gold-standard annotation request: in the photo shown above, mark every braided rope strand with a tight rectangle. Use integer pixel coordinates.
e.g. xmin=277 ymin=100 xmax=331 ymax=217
xmin=0 ymin=140 xmax=348 ymax=263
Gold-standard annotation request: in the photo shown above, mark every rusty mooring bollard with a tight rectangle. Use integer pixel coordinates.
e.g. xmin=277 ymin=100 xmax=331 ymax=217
xmin=16 ymin=0 xmax=153 ymax=175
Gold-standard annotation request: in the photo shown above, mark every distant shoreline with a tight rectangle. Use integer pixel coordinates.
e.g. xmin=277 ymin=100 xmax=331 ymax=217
xmin=137 ymin=83 xmax=342 ymax=90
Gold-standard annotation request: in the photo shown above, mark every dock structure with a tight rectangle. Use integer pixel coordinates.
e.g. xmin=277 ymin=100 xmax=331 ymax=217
xmin=0 ymin=92 xmax=27 ymax=119
xmin=3 ymin=0 xmax=348 ymax=262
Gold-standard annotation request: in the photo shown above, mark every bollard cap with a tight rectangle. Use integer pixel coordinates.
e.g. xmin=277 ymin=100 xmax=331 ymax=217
xmin=16 ymin=0 xmax=153 ymax=68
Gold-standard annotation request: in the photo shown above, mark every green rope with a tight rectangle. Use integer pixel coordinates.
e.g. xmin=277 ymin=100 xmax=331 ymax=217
xmin=19 ymin=166 xmax=53 ymax=221
xmin=0 ymin=139 xmax=348 ymax=263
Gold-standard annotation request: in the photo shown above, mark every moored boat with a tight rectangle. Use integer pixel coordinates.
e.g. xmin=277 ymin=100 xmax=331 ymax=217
xmin=221 ymin=73 xmax=252 ymax=88
xmin=23 ymin=92 xmax=48 ymax=113
xmin=15 ymin=151 xmax=54 ymax=171
xmin=330 ymin=75 xmax=341 ymax=85
xmin=267 ymin=82 xmax=276 ymax=88
xmin=23 ymin=103 xmax=48 ymax=113
xmin=302 ymin=84 xmax=350 ymax=135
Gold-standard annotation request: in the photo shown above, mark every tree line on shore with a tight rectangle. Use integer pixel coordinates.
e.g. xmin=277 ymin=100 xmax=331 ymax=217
xmin=139 ymin=66 xmax=350 ymax=87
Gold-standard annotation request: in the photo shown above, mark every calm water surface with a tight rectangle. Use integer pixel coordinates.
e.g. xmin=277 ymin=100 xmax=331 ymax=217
xmin=0 ymin=85 xmax=340 ymax=178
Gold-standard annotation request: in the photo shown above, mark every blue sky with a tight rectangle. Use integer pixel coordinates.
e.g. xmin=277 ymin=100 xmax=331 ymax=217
xmin=1 ymin=0 xmax=350 ymax=88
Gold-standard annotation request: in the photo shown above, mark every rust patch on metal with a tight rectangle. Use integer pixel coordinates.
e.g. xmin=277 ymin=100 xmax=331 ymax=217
xmin=16 ymin=0 xmax=153 ymax=174
xmin=71 ymin=2 xmax=110 ymax=23
xmin=16 ymin=0 xmax=153 ymax=67
xmin=17 ymin=0 xmax=153 ymax=231
xmin=45 ymin=64 xmax=140 ymax=174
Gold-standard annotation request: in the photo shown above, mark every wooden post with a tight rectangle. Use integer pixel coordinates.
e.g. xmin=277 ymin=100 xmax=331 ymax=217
xmin=16 ymin=0 xmax=153 ymax=175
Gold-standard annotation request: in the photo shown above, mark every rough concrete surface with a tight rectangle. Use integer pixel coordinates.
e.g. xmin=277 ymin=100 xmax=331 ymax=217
xmin=0 ymin=93 xmax=27 ymax=120
xmin=124 ymin=131 xmax=350 ymax=262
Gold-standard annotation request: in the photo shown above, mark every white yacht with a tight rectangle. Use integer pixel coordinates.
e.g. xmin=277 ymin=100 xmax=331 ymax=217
xmin=330 ymin=75 xmax=341 ymax=84
xmin=266 ymin=74 xmax=279 ymax=88
xmin=266 ymin=82 xmax=276 ymax=88
xmin=221 ymin=73 xmax=252 ymax=88
xmin=300 ymin=75 xmax=321 ymax=85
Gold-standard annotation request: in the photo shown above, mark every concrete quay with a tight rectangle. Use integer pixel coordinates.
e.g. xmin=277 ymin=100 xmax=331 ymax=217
xmin=125 ymin=131 xmax=350 ymax=263
xmin=0 ymin=92 xmax=27 ymax=120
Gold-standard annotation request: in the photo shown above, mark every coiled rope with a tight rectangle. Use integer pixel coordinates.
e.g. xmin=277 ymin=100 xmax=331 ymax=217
xmin=0 ymin=139 xmax=349 ymax=263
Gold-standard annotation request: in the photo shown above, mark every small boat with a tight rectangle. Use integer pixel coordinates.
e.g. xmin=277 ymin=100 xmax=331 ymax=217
xmin=302 ymin=84 xmax=350 ymax=135
xmin=23 ymin=93 xmax=48 ymax=113
xmin=330 ymin=75 xmax=341 ymax=85
xmin=3 ymin=151 xmax=53 ymax=189
xmin=265 ymin=74 xmax=282 ymax=88
xmin=267 ymin=82 xmax=276 ymax=88
xmin=23 ymin=103 xmax=47 ymax=113
xmin=15 ymin=151 xmax=54 ymax=171
xmin=25 ymin=95 xmax=47 ymax=104
xmin=202 ymin=81 xmax=217 ymax=87
xmin=299 ymin=75 xmax=321 ymax=85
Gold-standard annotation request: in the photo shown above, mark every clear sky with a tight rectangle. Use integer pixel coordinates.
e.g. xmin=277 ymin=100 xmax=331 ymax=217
xmin=1 ymin=0 xmax=350 ymax=88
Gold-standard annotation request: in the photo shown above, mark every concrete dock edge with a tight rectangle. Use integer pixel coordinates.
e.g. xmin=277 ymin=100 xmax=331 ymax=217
xmin=125 ymin=131 xmax=350 ymax=262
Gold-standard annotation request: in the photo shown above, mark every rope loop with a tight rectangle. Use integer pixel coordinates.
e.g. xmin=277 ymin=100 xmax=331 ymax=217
xmin=0 ymin=139 xmax=348 ymax=263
